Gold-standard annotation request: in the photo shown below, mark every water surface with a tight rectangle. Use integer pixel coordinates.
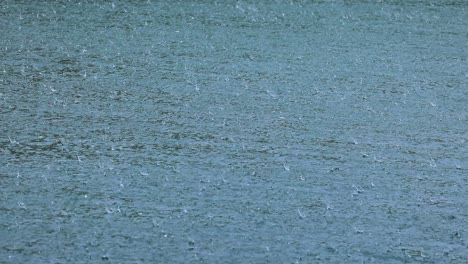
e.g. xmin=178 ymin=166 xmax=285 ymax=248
xmin=1 ymin=1 xmax=467 ymax=263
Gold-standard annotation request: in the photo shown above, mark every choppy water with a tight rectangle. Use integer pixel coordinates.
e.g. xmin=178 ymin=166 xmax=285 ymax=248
xmin=1 ymin=0 xmax=467 ymax=263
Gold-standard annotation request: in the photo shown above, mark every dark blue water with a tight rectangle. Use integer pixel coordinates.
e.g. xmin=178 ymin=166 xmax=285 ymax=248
xmin=1 ymin=1 xmax=467 ymax=263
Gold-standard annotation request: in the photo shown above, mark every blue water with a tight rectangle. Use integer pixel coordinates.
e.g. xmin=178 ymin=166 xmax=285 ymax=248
xmin=1 ymin=1 xmax=467 ymax=263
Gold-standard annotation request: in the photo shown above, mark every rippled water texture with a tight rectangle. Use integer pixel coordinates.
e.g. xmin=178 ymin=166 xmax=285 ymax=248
xmin=1 ymin=0 xmax=467 ymax=263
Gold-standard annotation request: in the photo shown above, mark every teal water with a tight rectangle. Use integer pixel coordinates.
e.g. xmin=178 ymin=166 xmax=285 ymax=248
xmin=1 ymin=1 xmax=467 ymax=263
